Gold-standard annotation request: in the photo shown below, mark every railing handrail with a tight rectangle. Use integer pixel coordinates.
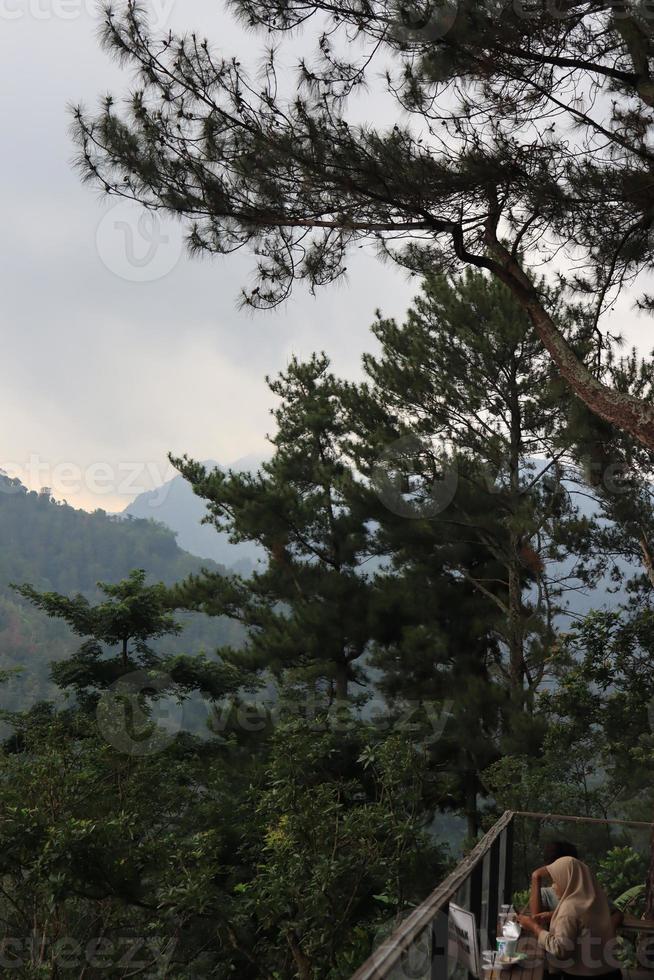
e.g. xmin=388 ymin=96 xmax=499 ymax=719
xmin=514 ymin=810 xmax=654 ymax=829
xmin=349 ymin=809 xmax=515 ymax=980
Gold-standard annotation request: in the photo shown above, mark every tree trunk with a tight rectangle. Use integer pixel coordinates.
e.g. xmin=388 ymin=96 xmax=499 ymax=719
xmin=335 ymin=662 xmax=348 ymax=700
xmin=287 ymin=932 xmax=313 ymax=980
xmin=507 ymin=368 xmax=525 ymax=713
xmin=485 ymin=236 xmax=654 ymax=452
xmin=507 ymin=550 xmax=524 ymax=709
xmin=528 ymin=299 xmax=654 ymax=449
xmin=465 ymin=770 xmax=479 ymax=840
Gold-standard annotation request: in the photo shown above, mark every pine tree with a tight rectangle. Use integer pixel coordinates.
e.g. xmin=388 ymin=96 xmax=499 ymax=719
xmin=566 ymin=347 xmax=654 ymax=593
xmin=73 ymin=1 xmax=654 ymax=448
xmin=171 ymin=354 xmax=378 ymax=705
xmin=350 ymin=270 xmax=596 ymax=717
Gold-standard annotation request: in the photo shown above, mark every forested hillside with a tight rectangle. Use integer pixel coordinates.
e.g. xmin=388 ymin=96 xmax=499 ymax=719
xmin=0 ymin=475 xmax=239 ymax=708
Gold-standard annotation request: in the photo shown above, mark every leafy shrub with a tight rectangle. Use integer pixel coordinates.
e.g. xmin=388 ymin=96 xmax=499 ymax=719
xmin=596 ymin=847 xmax=648 ymax=900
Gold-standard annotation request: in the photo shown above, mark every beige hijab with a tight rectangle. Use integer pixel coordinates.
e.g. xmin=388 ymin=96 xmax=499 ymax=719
xmin=548 ymin=856 xmax=614 ymax=939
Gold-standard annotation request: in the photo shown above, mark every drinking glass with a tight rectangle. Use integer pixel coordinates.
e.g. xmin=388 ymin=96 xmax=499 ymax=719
xmin=481 ymin=950 xmax=498 ymax=979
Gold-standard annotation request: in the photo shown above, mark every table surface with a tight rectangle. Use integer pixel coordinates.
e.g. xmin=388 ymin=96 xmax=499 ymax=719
xmin=488 ymin=913 xmax=654 ymax=977
xmin=493 ymin=935 xmax=544 ymax=980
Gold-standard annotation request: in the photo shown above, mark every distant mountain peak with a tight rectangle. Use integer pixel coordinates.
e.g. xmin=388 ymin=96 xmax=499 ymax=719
xmin=123 ymin=454 xmax=267 ymax=570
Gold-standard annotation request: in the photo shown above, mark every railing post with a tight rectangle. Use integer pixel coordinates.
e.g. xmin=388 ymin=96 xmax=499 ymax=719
xmin=468 ymin=861 xmax=482 ymax=980
xmin=431 ymin=903 xmax=448 ymax=980
xmin=487 ymin=834 xmax=501 ymax=947
xmin=502 ymin=817 xmax=514 ymax=906
xmin=479 ymin=851 xmax=490 ymax=951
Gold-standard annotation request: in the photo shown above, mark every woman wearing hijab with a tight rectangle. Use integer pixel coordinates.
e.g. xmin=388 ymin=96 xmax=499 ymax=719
xmin=530 ymin=841 xmax=579 ymax=916
xmin=518 ymin=856 xmax=622 ymax=979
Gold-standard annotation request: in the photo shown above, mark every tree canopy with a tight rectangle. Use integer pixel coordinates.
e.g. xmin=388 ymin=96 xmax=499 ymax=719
xmin=75 ymin=1 xmax=654 ymax=446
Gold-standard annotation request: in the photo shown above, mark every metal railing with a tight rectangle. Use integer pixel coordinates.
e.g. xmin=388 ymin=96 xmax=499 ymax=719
xmin=349 ymin=809 xmax=654 ymax=980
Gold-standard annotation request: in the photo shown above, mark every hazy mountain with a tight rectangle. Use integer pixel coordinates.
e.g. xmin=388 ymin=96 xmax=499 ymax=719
xmin=124 ymin=456 xmax=634 ymax=609
xmin=123 ymin=456 xmax=267 ymax=574
xmin=0 ymin=473 xmax=242 ymax=711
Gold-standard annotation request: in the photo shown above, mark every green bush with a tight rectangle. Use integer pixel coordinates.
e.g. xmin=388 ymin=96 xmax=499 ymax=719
xmin=596 ymin=847 xmax=648 ymax=900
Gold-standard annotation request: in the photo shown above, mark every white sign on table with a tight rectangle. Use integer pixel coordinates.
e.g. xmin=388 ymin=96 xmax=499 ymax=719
xmin=448 ymin=902 xmax=482 ymax=978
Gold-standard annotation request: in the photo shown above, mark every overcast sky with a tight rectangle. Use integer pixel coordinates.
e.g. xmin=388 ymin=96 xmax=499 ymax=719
xmin=0 ymin=0 xmax=420 ymax=511
xmin=2 ymin=1 xmax=652 ymax=513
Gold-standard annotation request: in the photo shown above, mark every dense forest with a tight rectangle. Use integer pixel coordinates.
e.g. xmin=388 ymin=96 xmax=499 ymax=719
xmin=4 ymin=272 xmax=654 ymax=976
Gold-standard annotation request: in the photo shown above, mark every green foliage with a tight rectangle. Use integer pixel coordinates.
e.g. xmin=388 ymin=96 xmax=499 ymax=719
xmin=512 ymin=889 xmax=530 ymax=913
xmin=72 ymin=0 xmax=654 ymax=339
xmin=15 ymin=570 xmax=181 ymax=698
xmin=613 ymin=884 xmax=646 ymax=918
xmin=5 ymin=266 xmax=654 ymax=974
xmin=0 ymin=706 xmax=250 ymax=976
xmin=0 ymin=700 xmax=444 ymax=977
xmin=596 ymin=848 xmax=648 ymax=900
xmin=71 ymin=0 xmax=654 ymax=463
xmin=0 ymin=467 xmax=446 ymax=977
xmin=227 ymin=721 xmax=444 ymax=977
xmin=483 ymin=750 xmax=603 ymax=821
xmin=544 ymin=607 xmax=654 ymax=817
xmin=15 ymin=569 xmax=180 ymax=650
xmin=346 ymin=270 xmax=597 ymax=833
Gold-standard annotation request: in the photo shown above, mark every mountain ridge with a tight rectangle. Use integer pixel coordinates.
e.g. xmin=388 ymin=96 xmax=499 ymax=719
xmin=123 ymin=455 xmax=268 ymax=573
xmin=0 ymin=473 xmax=241 ymax=710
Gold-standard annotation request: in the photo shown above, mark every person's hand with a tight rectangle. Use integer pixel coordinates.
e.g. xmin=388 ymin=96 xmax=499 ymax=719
xmin=532 ymin=911 xmax=552 ymax=925
xmin=517 ymin=913 xmax=540 ymax=935
xmin=531 ymin=865 xmax=551 ymax=881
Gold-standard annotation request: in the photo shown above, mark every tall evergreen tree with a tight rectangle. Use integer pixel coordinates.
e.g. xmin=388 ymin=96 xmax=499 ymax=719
xmin=171 ymin=354 xmax=377 ymax=703
xmin=171 ymin=352 xmax=502 ymax=834
xmin=74 ymin=1 xmax=654 ymax=448
xmin=350 ymin=271 xmax=596 ymax=718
